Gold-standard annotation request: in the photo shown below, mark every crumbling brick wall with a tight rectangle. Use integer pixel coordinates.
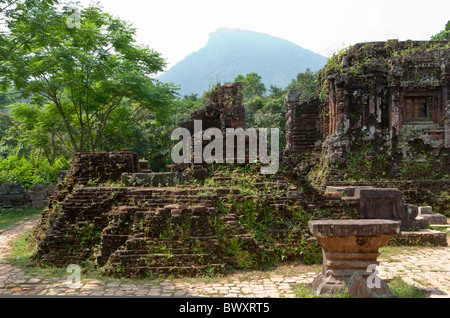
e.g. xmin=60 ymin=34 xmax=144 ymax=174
xmin=179 ymin=82 xmax=245 ymax=134
xmin=32 ymin=186 xmax=265 ymax=277
xmin=317 ymin=41 xmax=449 ymax=157
xmin=65 ymin=150 xmax=140 ymax=187
xmin=285 ymin=91 xmax=320 ymax=153
xmin=297 ymin=41 xmax=450 ymax=184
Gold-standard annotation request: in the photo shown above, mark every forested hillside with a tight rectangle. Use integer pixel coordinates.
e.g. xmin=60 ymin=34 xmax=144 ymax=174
xmin=157 ymin=28 xmax=327 ymax=96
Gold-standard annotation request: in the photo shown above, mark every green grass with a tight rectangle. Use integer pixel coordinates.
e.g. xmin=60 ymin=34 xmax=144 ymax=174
xmin=291 ymin=276 xmax=426 ymax=298
xmin=6 ymin=229 xmax=89 ymax=277
xmin=0 ymin=208 xmax=43 ymax=230
xmin=291 ymin=283 xmax=349 ymax=298
xmin=388 ymin=277 xmax=426 ymax=298
xmin=6 ymin=230 xmax=39 ymax=267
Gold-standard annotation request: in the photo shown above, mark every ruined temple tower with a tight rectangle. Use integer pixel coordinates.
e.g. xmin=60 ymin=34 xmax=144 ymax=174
xmin=285 ymin=41 xmax=449 ymax=173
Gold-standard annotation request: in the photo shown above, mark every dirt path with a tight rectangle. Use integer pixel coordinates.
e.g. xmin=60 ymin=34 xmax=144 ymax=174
xmin=0 ymin=217 xmax=40 ymax=262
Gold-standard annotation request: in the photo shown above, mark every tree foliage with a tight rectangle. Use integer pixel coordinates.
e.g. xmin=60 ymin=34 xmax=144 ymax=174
xmin=234 ymin=72 xmax=266 ymax=101
xmin=0 ymin=2 xmax=320 ymax=185
xmin=3 ymin=2 xmax=177 ymax=153
xmin=431 ymin=20 xmax=450 ymax=41
xmin=1 ymin=0 xmax=59 ymax=83
xmin=287 ymin=68 xmax=317 ymax=101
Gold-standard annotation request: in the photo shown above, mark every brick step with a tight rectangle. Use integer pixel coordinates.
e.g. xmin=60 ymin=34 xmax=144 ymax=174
xmin=114 ymin=253 xmax=218 ymax=266
xmin=291 ymin=142 xmax=318 ymax=147
xmin=292 ymin=130 xmax=318 ymax=134
xmin=292 ymin=138 xmax=318 ymax=142
xmin=291 ymin=136 xmax=318 ymax=140
xmin=122 ymin=264 xmax=226 ymax=277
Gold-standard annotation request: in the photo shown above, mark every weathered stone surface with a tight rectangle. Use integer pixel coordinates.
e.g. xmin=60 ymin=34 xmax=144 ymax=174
xmin=318 ymin=41 xmax=449 ymax=147
xmin=347 ymin=272 xmax=397 ymax=298
xmin=418 ymin=206 xmax=448 ymax=225
xmin=27 ymin=184 xmax=48 ymax=209
xmin=179 ymin=82 xmax=245 ymax=134
xmin=31 ymin=200 xmax=48 ymax=209
xmin=66 ymin=150 xmax=139 ymax=187
xmin=357 ymin=188 xmax=433 ymax=231
xmin=390 ymin=229 xmax=448 ymax=247
xmin=292 ymin=41 xmax=450 ymax=189
xmin=326 ymin=186 xmax=374 ymax=197
xmin=308 ymin=219 xmax=400 ymax=297
xmin=32 ymin=186 xmax=265 ymax=277
xmin=121 ymin=171 xmax=192 ymax=187
xmin=404 ymin=204 xmax=419 ymax=220
xmin=0 ymin=183 xmax=30 ymax=210
xmin=357 ymin=188 xmax=406 ymax=220
xmin=138 ymin=160 xmax=150 ymax=172
xmin=308 ymin=219 xmax=401 ymax=238
xmin=46 ymin=185 xmax=57 ymax=197
xmin=285 ymin=94 xmax=320 ymax=153
xmin=422 ymin=213 xmax=448 ymax=225
xmin=399 ymin=216 xmax=430 ymax=230
xmin=419 ymin=206 xmax=433 ymax=215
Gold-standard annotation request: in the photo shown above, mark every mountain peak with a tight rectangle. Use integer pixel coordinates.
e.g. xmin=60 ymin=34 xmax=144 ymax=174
xmin=158 ymin=28 xmax=327 ymax=96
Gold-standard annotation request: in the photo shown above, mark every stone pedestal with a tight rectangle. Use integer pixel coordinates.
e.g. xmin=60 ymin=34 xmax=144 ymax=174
xmin=418 ymin=206 xmax=448 ymax=225
xmin=308 ymin=219 xmax=401 ymax=298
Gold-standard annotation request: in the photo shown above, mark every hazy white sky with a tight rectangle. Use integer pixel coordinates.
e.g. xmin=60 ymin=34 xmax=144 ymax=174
xmin=77 ymin=0 xmax=449 ymax=69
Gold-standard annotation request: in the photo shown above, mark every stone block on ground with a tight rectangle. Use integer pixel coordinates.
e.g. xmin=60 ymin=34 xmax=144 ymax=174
xmin=418 ymin=206 xmax=448 ymax=225
xmin=419 ymin=206 xmax=433 ymax=215
xmin=357 ymin=188 xmax=406 ymax=220
xmin=390 ymin=229 xmax=448 ymax=247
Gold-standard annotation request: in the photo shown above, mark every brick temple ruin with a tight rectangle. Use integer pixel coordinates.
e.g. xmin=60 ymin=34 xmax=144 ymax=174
xmin=286 ymin=40 xmax=449 ymax=175
xmin=29 ymin=40 xmax=449 ymax=279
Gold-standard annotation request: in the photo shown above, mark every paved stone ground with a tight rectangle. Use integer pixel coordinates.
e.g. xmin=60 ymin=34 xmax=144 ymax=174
xmin=0 ymin=217 xmax=449 ymax=298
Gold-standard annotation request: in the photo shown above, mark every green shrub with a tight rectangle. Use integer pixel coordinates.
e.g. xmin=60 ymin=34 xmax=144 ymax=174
xmin=0 ymin=154 xmax=67 ymax=189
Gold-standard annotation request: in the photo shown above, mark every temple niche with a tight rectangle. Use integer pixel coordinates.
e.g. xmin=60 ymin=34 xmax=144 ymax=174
xmin=285 ymin=40 xmax=450 ymax=181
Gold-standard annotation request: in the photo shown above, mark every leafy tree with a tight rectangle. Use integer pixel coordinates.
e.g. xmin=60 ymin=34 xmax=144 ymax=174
xmin=4 ymin=2 xmax=177 ymax=154
xmin=253 ymin=95 xmax=286 ymax=148
xmin=0 ymin=89 xmax=20 ymax=109
xmin=0 ymin=111 xmax=12 ymax=141
xmin=234 ymin=72 xmax=266 ymax=101
xmin=431 ymin=20 xmax=450 ymax=41
xmin=124 ymin=97 xmax=204 ymax=171
xmin=2 ymin=101 xmax=67 ymax=164
xmin=287 ymin=68 xmax=317 ymax=102
xmin=0 ymin=0 xmax=59 ymax=84
xmin=0 ymin=153 xmax=67 ymax=188
xmin=183 ymin=93 xmax=199 ymax=101
xmin=268 ymin=85 xmax=286 ymax=99
xmin=244 ymin=96 xmax=265 ymax=127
